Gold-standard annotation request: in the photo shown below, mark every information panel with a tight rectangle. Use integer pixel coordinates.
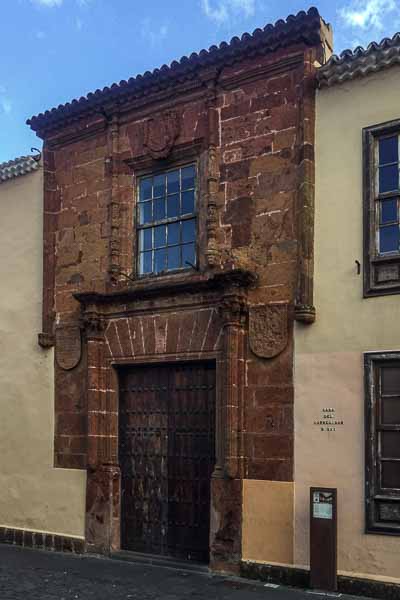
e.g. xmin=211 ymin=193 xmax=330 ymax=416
xmin=310 ymin=487 xmax=337 ymax=592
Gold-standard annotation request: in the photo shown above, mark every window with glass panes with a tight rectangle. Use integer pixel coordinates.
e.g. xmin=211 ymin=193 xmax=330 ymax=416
xmin=137 ymin=165 xmax=197 ymax=275
xmin=365 ymin=352 xmax=400 ymax=534
xmin=376 ymin=135 xmax=400 ymax=255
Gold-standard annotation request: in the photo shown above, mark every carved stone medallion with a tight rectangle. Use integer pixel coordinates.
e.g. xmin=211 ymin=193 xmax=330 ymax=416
xmin=143 ymin=111 xmax=180 ymax=159
xmin=249 ymin=303 xmax=288 ymax=359
xmin=55 ymin=325 xmax=82 ymax=370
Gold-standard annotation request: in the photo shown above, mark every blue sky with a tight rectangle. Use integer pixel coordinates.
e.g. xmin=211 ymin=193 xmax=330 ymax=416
xmin=1 ymin=0 xmax=400 ymax=163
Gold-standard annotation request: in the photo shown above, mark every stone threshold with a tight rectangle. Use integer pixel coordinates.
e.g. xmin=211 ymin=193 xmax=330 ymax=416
xmin=111 ymin=550 xmax=209 ymax=574
xmin=241 ymin=560 xmax=400 ymax=600
xmin=0 ymin=526 xmax=84 ymax=554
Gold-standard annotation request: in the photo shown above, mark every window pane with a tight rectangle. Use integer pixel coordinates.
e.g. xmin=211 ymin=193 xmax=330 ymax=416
xmin=382 ymin=366 xmax=400 ymax=395
xmin=381 ymin=198 xmax=398 ymax=224
xmin=382 ymin=397 xmax=400 ymax=424
xmin=182 ymin=243 xmax=195 ymax=266
xmin=379 ymin=136 xmax=398 ymax=165
xmin=139 ymin=228 xmax=152 ymax=251
xmin=154 ymin=248 xmax=166 ymax=273
xmin=380 ymin=225 xmax=399 ymax=253
xmin=382 ymin=461 xmax=400 ymax=489
xmin=140 ymin=177 xmax=152 ymax=201
xmin=181 ymin=165 xmax=195 ymax=190
xmin=182 ymin=219 xmax=196 ymax=243
xmin=382 ymin=432 xmax=400 ymax=459
xmin=139 ymin=251 xmax=152 ymax=274
xmin=167 ymin=194 xmax=180 ymax=218
xmin=139 ymin=201 xmax=152 ymax=225
xmin=153 ymin=174 xmax=165 ymax=198
xmin=154 ymin=225 xmax=166 ymax=248
xmin=167 ymin=169 xmax=180 ymax=194
xmin=182 ymin=190 xmax=195 ymax=215
xmin=153 ymin=197 xmax=166 ymax=221
xmin=167 ymin=246 xmax=180 ymax=270
xmin=379 ymin=164 xmax=398 ymax=193
xmin=167 ymin=222 xmax=180 ymax=246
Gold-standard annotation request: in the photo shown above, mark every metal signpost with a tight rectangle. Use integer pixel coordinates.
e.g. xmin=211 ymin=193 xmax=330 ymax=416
xmin=310 ymin=487 xmax=337 ymax=592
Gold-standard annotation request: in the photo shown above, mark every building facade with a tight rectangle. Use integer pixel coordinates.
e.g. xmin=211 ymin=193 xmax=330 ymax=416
xmin=295 ymin=36 xmax=400 ymax=588
xmin=25 ymin=8 xmax=331 ymax=571
xmin=0 ymin=155 xmax=86 ymax=549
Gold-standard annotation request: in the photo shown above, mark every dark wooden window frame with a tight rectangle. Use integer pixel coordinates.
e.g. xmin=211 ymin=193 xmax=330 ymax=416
xmin=365 ymin=351 xmax=400 ymax=535
xmin=363 ymin=120 xmax=400 ymax=297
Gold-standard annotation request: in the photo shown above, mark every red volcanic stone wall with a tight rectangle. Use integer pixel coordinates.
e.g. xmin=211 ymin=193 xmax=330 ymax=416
xmin=43 ymin=39 xmax=318 ymax=486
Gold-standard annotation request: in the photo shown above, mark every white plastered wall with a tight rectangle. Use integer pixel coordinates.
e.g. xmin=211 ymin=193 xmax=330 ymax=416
xmin=0 ymin=165 xmax=86 ymax=537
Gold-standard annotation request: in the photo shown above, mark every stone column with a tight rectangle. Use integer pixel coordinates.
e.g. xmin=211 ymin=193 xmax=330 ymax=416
xmin=210 ymin=291 xmax=247 ymax=573
xmin=82 ymin=307 xmax=120 ymax=554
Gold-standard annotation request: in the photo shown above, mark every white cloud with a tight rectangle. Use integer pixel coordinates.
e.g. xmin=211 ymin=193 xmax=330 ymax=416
xmin=30 ymin=0 xmax=63 ymax=7
xmin=140 ymin=19 xmax=169 ymax=48
xmin=201 ymin=0 xmax=256 ymax=25
xmin=339 ymin=0 xmax=398 ymax=30
xmin=0 ymin=98 xmax=12 ymax=116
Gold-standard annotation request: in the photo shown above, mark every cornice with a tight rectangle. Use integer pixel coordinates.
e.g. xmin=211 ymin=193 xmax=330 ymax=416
xmin=28 ymin=8 xmax=328 ymax=138
xmin=74 ymin=269 xmax=258 ymax=308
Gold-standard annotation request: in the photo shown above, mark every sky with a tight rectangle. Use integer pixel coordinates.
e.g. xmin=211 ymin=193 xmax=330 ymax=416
xmin=1 ymin=0 xmax=400 ymax=163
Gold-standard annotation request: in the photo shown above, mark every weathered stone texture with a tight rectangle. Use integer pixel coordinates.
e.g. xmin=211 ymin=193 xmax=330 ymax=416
xmin=33 ymin=12 xmax=325 ymax=566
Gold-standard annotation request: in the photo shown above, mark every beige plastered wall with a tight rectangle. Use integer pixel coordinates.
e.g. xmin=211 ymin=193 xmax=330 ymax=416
xmin=0 ymin=166 xmax=86 ymax=538
xmin=242 ymin=480 xmax=294 ymax=565
xmin=295 ymin=65 xmax=400 ymax=583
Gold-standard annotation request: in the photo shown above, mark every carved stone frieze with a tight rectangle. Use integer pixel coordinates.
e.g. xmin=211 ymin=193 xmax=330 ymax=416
xmin=220 ymin=293 xmax=248 ymax=327
xmin=249 ymin=303 xmax=288 ymax=359
xmin=81 ymin=310 xmax=107 ymax=339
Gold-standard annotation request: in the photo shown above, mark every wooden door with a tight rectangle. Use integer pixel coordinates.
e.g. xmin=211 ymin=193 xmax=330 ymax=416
xmin=119 ymin=362 xmax=215 ymax=562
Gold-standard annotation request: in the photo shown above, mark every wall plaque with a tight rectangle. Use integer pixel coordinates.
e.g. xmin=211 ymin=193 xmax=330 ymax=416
xmin=313 ymin=407 xmax=344 ymax=432
xmin=55 ymin=325 xmax=82 ymax=370
xmin=249 ymin=303 xmax=288 ymax=359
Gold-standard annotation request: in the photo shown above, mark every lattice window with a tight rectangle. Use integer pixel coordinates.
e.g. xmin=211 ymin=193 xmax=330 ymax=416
xmin=365 ymin=352 xmax=400 ymax=534
xmin=363 ymin=122 xmax=400 ymax=296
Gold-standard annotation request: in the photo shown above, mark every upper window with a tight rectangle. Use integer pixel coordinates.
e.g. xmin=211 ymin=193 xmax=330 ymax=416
xmin=365 ymin=352 xmax=400 ymax=534
xmin=376 ymin=136 xmax=400 ymax=255
xmin=363 ymin=122 xmax=400 ymax=296
xmin=137 ymin=164 xmax=197 ymax=276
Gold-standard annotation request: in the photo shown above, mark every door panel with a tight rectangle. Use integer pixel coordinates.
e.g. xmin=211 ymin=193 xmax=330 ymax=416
xmin=119 ymin=362 xmax=215 ymax=562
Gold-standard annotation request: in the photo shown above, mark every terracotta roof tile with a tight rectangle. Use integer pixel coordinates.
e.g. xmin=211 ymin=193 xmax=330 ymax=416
xmin=318 ymin=31 xmax=400 ymax=87
xmin=0 ymin=155 xmax=41 ymax=184
xmin=28 ymin=7 xmax=326 ymax=135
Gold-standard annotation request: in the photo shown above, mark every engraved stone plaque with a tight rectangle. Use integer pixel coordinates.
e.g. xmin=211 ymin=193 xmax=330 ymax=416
xmin=55 ymin=325 xmax=82 ymax=371
xmin=249 ymin=303 xmax=288 ymax=359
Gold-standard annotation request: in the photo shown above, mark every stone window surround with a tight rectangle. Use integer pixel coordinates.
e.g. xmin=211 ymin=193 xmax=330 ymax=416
xmin=364 ymin=350 xmax=400 ymax=535
xmin=363 ymin=119 xmax=400 ymax=297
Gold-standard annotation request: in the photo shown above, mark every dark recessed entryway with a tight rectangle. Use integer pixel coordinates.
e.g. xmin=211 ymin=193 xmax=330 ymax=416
xmin=118 ymin=362 xmax=216 ymax=563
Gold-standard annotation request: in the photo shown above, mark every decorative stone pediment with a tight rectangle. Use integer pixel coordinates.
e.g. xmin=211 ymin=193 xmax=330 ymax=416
xmin=128 ymin=110 xmax=181 ymax=159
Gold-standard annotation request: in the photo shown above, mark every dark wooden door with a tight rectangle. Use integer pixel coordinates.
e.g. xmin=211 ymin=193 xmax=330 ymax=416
xmin=119 ymin=362 xmax=215 ymax=563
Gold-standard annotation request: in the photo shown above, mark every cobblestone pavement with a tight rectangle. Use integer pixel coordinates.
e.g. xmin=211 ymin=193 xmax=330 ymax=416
xmin=0 ymin=545 xmax=370 ymax=600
